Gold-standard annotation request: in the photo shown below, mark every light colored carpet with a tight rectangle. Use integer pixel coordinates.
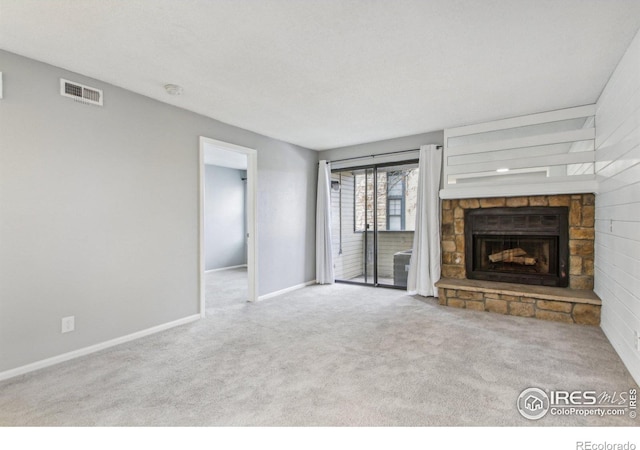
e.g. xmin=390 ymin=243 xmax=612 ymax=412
xmin=0 ymin=281 xmax=636 ymax=426
xmin=205 ymin=267 xmax=249 ymax=313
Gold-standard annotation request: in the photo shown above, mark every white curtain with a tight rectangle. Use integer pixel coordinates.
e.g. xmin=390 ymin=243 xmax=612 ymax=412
xmin=316 ymin=160 xmax=335 ymax=284
xmin=407 ymin=144 xmax=443 ymax=297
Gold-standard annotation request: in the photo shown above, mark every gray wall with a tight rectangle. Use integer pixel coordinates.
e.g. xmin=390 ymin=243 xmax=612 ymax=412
xmin=256 ymin=140 xmax=318 ymax=295
xmin=318 ymin=130 xmax=443 ymax=162
xmin=204 ymin=165 xmax=247 ymax=271
xmin=0 ymin=50 xmax=317 ymax=373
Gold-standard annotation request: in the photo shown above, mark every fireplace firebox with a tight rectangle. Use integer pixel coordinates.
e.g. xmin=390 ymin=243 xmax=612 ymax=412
xmin=464 ymin=207 xmax=569 ymax=287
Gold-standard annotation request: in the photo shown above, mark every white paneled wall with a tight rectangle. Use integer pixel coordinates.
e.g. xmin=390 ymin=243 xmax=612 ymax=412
xmin=595 ymin=29 xmax=640 ymax=384
xmin=442 ymin=105 xmax=598 ymax=199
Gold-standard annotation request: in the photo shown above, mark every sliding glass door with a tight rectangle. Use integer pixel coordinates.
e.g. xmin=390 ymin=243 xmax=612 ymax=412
xmin=331 ymin=161 xmax=419 ymax=289
xmin=375 ymin=163 xmax=419 ymax=287
xmin=330 ymin=167 xmax=375 ymax=285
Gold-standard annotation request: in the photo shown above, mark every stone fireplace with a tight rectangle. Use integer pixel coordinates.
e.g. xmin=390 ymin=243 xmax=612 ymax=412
xmin=436 ymin=194 xmax=601 ymax=325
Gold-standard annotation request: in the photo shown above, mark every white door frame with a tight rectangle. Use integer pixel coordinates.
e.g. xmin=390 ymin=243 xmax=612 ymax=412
xmin=199 ymin=136 xmax=258 ymax=317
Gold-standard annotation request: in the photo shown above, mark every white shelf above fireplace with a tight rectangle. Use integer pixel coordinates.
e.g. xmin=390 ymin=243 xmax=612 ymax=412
xmin=441 ymin=104 xmax=598 ymax=199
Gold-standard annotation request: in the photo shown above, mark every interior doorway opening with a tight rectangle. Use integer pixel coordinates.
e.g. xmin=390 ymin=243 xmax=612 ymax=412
xmin=199 ymin=137 xmax=258 ymax=316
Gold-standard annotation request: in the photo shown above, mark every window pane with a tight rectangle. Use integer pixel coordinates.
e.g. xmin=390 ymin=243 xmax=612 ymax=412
xmin=404 ymin=167 xmax=418 ymax=231
xmin=389 ymin=199 xmax=401 ymax=215
xmin=354 ymin=172 xmax=374 ymax=232
xmin=387 ymin=173 xmax=403 ymax=196
xmin=389 ymin=216 xmax=401 ymax=231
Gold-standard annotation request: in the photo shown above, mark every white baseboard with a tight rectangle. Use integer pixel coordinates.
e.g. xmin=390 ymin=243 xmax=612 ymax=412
xmin=0 ymin=314 xmax=201 ymax=382
xmin=205 ymin=264 xmax=247 ymax=273
xmin=257 ymin=280 xmax=317 ymax=301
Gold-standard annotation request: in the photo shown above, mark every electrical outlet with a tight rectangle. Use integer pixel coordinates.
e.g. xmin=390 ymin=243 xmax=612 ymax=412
xmin=61 ymin=316 xmax=75 ymax=333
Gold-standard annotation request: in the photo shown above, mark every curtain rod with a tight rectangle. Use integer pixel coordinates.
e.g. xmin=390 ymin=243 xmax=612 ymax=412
xmin=326 ymin=146 xmax=442 ymax=164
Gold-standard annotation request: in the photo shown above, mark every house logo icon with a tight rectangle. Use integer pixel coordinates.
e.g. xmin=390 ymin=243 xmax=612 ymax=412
xmin=517 ymin=387 xmax=550 ymax=420
xmin=525 ymin=395 xmax=543 ymax=411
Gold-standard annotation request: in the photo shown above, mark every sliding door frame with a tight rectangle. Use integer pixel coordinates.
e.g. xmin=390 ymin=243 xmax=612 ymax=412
xmin=332 ymin=158 xmax=418 ymax=290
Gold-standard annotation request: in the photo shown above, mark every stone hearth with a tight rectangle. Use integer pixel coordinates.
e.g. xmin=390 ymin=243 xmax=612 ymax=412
xmin=438 ymin=194 xmax=600 ymax=325
xmin=435 ymin=278 xmax=601 ymax=325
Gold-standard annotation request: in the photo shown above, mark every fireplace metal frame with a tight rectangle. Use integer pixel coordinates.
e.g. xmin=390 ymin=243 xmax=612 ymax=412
xmin=464 ymin=207 xmax=569 ymax=287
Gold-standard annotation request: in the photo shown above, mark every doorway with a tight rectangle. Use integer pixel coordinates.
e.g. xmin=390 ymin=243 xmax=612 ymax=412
xmin=331 ymin=160 xmax=419 ymax=289
xmin=199 ymin=137 xmax=258 ymax=316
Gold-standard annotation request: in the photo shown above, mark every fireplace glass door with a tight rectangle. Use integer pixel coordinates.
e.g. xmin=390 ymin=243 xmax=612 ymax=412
xmin=465 ymin=207 xmax=569 ymax=287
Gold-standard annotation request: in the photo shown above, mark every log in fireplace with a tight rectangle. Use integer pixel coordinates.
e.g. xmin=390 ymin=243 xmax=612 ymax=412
xmin=464 ymin=207 xmax=569 ymax=287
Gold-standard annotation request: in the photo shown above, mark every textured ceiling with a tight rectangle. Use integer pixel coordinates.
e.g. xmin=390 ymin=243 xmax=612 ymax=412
xmin=1 ymin=0 xmax=639 ymax=150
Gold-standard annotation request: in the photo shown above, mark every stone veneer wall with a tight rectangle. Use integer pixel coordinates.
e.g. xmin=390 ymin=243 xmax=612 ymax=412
xmin=441 ymin=194 xmax=595 ymax=290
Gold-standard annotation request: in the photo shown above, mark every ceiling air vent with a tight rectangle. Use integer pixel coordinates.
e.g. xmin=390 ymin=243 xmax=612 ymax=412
xmin=60 ymin=78 xmax=103 ymax=106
